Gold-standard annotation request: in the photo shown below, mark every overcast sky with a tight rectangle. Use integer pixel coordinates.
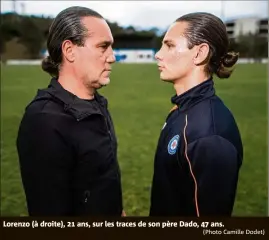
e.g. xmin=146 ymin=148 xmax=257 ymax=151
xmin=1 ymin=1 xmax=268 ymax=30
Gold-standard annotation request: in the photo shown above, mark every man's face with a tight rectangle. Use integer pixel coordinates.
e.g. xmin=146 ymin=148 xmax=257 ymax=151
xmin=73 ymin=17 xmax=115 ymax=89
xmin=155 ymin=21 xmax=197 ymax=83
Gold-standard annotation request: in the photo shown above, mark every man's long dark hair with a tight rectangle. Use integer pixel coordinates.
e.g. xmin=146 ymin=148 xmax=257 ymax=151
xmin=42 ymin=6 xmax=103 ymax=77
xmin=176 ymin=12 xmax=239 ymax=79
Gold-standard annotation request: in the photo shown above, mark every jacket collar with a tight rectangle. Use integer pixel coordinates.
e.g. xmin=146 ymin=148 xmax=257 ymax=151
xmin=171 ymin=78 xmax=215 ymax=112
xmin=41 ymin=78 xmax=108 ymax=120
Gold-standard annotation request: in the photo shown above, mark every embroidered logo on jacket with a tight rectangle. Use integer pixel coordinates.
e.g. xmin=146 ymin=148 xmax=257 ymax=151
xmin=168 ymin=135 xmax=180 ymax=155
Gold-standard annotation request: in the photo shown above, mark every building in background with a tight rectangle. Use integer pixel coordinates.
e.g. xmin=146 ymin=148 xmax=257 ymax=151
xmin=225 ymin=16 xmax=268 ymax=39
xmin=113 ymin=33 xmax=156 ymax=63
xmin=113 ymin=49 xmax=156 ymax=63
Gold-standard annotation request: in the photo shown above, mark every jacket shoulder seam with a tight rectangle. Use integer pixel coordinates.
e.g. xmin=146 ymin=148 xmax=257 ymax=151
xmin=187 ymin=134 xmax=238 ymax=153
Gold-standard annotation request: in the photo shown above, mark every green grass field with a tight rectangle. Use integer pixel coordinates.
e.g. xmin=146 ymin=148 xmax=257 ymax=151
xmin=1 ymin=63 xmax=268 ymax=216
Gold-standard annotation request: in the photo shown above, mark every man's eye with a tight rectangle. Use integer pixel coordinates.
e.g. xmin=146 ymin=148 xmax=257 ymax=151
xmin=102 ymin=43 xmax=111 ymax=48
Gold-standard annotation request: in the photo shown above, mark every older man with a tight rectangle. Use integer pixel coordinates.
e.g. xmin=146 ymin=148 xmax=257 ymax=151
xmin=17 ymin=6 xmax=124 ymax=216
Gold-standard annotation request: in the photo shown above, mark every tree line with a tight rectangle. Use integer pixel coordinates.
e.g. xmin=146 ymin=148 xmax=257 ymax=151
xmin=0 ymin=13 xmax=267 ymax=60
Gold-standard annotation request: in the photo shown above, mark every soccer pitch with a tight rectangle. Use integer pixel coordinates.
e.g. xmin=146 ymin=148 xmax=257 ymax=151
xmin=1 ymin=63 xmax=267 ymax=216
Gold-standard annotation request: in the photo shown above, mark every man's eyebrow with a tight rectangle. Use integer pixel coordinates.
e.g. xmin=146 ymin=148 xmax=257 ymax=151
xmin=98 ymin=40 xmax=114 ymax=46
xmin=163 ymin=39 xmax=174 ymax=45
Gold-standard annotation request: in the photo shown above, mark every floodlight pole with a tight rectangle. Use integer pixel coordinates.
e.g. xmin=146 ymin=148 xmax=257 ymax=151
xmin=12 ymin=0 xmax=17 ymax=13
xmin=221 ymin=0 xmax=225 ymax=22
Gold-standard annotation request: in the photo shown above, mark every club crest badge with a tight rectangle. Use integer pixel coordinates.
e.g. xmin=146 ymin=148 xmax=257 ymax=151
xmin=168 ymin=135 xmax=180 ymax=155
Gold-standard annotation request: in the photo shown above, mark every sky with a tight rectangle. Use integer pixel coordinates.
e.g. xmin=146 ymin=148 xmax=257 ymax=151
xmin=1 ymin=0 xmax=268 ymax=31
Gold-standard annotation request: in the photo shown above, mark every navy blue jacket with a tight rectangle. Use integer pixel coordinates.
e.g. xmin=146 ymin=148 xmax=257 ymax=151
xmin=150 ymin=78 xmax=243 ymax=216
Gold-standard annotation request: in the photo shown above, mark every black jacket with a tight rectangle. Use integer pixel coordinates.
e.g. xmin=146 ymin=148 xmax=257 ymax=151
xmin=16 ymin=78 xmax=123 ymax=216
xmin=150 ymin=78 xmax=243 ymax=216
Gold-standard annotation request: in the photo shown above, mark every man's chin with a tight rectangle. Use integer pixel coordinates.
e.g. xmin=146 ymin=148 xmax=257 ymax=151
xmin=100 ymin=78 xmax=110 ymax=86
xmin=93 ymin=78 xmax=110 ymax=89
xmin=160 ymin=76 xmax=174 ymax=83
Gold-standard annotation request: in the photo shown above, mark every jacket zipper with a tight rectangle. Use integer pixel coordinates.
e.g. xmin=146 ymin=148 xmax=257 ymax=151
xmin=104 ymin=116 xmax=116 ymax=160
xmin=77 ymin=108 xmax=119 ymax=177
xmin=101 ymin=111 xmax=120 ymax=178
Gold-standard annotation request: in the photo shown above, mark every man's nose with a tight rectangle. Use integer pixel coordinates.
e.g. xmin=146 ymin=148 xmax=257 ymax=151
xmin=107 ymin=49 xmax=116 ymax=63
xmin=155 ymin=50 xmax=161 ymax=60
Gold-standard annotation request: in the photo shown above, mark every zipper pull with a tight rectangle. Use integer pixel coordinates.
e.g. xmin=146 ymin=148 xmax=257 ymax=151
xmin=84 ymin=190 xmax=90 ymax=203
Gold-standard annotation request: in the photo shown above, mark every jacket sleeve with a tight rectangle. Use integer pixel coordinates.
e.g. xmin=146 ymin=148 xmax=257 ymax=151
xmin=16 ymin=113 xmax=74 ymax=216
xmin=186 ymin=135 xmax=241 ymax=216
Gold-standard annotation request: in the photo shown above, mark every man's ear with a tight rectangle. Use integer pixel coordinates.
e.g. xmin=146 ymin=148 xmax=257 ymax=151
xmin=193 ymin=43 xmax=210 ymax=66
xmin=62 ymin=40 xmax=75 ymax=62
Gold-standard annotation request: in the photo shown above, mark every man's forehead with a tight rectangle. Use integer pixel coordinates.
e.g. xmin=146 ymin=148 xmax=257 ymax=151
xmin=164 ymin=22 xmax=188 ymax=40
xmin=82 ymin=16 xmax=107 ymax=29
xmin=81 ymin=16 xmax=113 ymax=41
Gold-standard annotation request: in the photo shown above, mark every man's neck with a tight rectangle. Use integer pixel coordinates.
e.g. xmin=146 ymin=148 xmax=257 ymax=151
xmin=173 ymin=70 xmax=211 ymax=96
xmin=58 ymin=73 xmax=95 ymax=100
